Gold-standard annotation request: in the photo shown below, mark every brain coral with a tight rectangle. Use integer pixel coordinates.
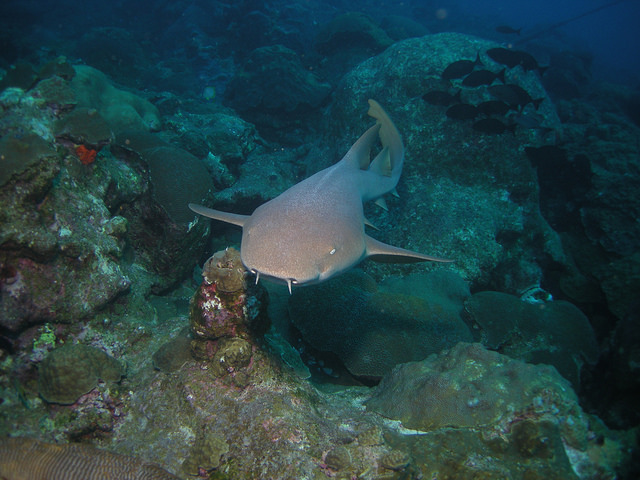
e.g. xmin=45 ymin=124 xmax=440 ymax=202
xmin=288 ymin=270 xmax=472 ymax=378
xmin=366 ymin=342 xmax=578 ymax=431
xmin=71 ymin=65 xmax=161 ymax=133
xmin=0 ymin=437 xmax=180 ymax=480
xmin=38 ymin=344 xmax=125 ymax=404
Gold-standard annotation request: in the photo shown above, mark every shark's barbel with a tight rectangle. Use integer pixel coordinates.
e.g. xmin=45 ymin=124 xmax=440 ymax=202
xmin=189 ymin=99 xmax=452 ymax=293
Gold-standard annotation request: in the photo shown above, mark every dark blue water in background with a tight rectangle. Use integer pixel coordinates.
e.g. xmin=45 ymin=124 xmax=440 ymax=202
xmin=450 ymin=0 xmax=640 ymax=83
xmin=2 ymin=0 xmax=639 ymax=91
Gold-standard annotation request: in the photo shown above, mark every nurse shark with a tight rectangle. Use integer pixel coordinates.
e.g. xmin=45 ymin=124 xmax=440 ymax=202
xmin=189 ymin=99 xmax=452 ymax=293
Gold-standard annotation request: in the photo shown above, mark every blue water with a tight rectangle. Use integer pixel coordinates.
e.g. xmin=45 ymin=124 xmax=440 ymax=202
xmin=450 ymin=0 xmax=640 ymax=83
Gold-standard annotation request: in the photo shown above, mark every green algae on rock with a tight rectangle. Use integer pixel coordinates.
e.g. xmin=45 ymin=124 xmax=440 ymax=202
xmin=38 ymin=344 xmax=125 ymax=405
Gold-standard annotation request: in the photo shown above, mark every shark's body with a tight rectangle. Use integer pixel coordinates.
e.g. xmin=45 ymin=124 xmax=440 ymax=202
xmin=190 ymin=99 xmax=451 ymax=292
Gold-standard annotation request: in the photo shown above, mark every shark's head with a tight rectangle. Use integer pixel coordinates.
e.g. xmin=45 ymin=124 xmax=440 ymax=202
xmin=240 ymin=201 xmax=367 ymax=292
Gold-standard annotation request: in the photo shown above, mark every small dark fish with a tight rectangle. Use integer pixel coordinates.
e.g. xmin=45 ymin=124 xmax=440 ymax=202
xmin=506 ymin=84 xmax=545 ymax=110
xmin=496 ymin=25 xmax=522 ymax=35
xmin=517 ymin=51 xmax=548 ymax=75
xmin=477 ymin=100 xmax=511 ymax=116
xmin=472 ymin=118 xmax=516 ymax=135
xmin=487 ymin=47 xmax=523 ymax=68
xmin=446 ymin=103 xmax=478 ymax=120
xmin=487 ymin=48 xmax=547 ymax=75
xmin=488 ymin=84 xmax=544 ymax=110
xmin=462 ymin=68 xmax=505 ymax=87
xmin=422 ymin=89 xmax=462 ymax=106
xmin=441 ymin=53 xmax=483 ymax=80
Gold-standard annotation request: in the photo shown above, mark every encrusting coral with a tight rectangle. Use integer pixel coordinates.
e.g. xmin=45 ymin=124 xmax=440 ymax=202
xmin=189 ymin=247 xmax=270 ymax=385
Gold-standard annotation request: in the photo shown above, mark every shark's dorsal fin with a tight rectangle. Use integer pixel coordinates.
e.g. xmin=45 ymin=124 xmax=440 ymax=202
xmin=188 ymin=203 xmax=249 ymax=227
xmin=364 ymin=235 xmax=453 ymax=263
xmin=341 ymin=124 xmax=381 ymax=170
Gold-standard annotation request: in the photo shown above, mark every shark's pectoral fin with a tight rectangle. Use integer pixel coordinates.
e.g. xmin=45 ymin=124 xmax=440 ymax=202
xmin=364 ymin=235 xmax=454 ymax=263
xmin=188 ymin=203 xmax=249 ymax=228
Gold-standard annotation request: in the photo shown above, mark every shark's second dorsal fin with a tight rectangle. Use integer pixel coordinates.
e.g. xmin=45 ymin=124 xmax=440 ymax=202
xmin=188 ymin=203 xmax=249 ymax=227
xmin=369 ymin=146 xmax=392 ymax=177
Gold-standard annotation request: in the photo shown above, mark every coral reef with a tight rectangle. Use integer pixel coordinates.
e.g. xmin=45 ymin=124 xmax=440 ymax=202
xmin=70 ymin=65 xmax=161 ymax=133
xmin=181 ymin=423 xmax=229 ymax=476
xmin=224 ymin=45 xmax=331 ymax=118
xmin=38 ymin=345 xmax=125 ymax=405
xmin=315 ymin=12 xmax=394 ymax=55
xmin=38 ymin=344 xmax=124 ymax=405
xmin=110 ymin=130 xmax=213 ymax=291
xmin=463 ymin=291 xmax=599 ymax=387
xmin=0 ymin=132 xmax=58 ymax=187
xmin=366 ymin=343 xmax=627 ymax=478
xmin=366 ymin=342 xmax=578 ymax=430
xmin=0 ymin=437 xmax=180 ymax=479
xmin=189 ymin=247 xmax=270 ymax=386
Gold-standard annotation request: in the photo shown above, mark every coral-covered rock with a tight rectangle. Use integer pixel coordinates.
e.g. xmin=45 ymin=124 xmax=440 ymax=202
xmin=71 ymin=65 xmax=161 ymax=133
xmin=366 ymin=342 xmax=578 ymax=431
xmin=54 ymin=107 xmax=113 ymax=149
xmin=38 ymin=344 xmax=124 ymax=405
xmin=188 ymin=248 xmax=269 ymax=386
xmin=181 ymin=424 xmax=229 ymax=475
xmin=225 ymin=45 xmax=331 ymax=115
xmin=201 ymin=248 xmax=247 ymax=293
xmin=0 ymin=132 xmax=58 ymax=187
xmin=315 ymin=12 xmax=394 ymax=55
xmin=289 ymin=270 xmax=472 ymax=378
xmin=0 ymin=136 xmax=131 ymax=332
xmin=110 ymin=130 xmax=213 ymax=291
xmin=190 ymin=248 xmax=269 ymax=342
xmin=463 ymin=291 xmax=599 ymax=387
